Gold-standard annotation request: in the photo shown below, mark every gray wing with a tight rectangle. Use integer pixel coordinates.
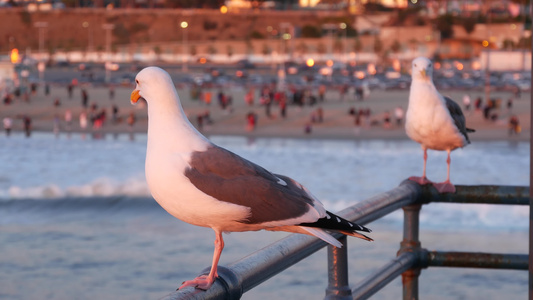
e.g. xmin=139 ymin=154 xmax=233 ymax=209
xmin=444 ymin=96 xmax=474 ymax=143
xmin=184 ymin=145 xmax=316 ymax=224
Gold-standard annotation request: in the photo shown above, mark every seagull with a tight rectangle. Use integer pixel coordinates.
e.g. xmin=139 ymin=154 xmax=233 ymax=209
xmin=405 ymin=57 xmax=475 ymax=193
xmin=130 ymin=66 xmax=372 ymax=291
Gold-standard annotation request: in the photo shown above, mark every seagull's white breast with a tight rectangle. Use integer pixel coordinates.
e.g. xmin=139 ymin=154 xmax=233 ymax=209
xmin=406 ymin=83 xmax=466 ymax=151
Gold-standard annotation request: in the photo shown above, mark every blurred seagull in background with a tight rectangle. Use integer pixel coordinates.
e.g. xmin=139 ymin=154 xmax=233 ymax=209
xmin=405 ymin=57 xmax=475 ymax=193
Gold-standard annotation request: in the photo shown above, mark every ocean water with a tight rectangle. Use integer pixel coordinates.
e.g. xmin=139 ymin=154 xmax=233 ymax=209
xmin=0 ymin=132 xmax=529 ymax=299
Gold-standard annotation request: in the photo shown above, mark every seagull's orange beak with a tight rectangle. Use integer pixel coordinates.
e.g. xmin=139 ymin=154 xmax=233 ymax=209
xmin=420 ymin=69 xmax=426 ymax=78
xmin=131 ymin=89 xmax=140 ymax=105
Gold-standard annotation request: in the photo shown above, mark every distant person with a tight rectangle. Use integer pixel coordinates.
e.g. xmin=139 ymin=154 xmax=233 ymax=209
xmin=304 ymin=122 xmax=312 ymax=134
xmin=246 ymin=111 xmax=257 ymax=131
xmin=127 ymin=112 xmax=136 ymax=131
xmin=45 ymin=83 xmax=50 ymax=96
xmin=509 ymin=115 xmax=520 ymax=135
xmin=318 ymin=84 xmax=326 ymax=102
xmin=109 ymin=86 xmax=115 ymax=100
xmin=462 ymin=94 xmax=471 ymax=112
xmin=79 ymin=111 xmax=88 ymax=130
xmin=279 ymin=97 xmax=287 ymax=119
xmin=355 ymin=85 xmax=364 ymax=101
xmin=339 ymin=84 xmax=348 ymax=102
xmin=81 ymin=88 xmax=89 ymax=108
xmin=3 ymin=117 xmax=12 ymax=136
xmin=316 ymin=107 xmax=324 ymax=123
xmin=245 ymin=89 xmax=254 ymax=106
xmin=383 ymin=111 xmax=391 ymax=129
xmin=64 ymin=109 xmax=73 ymax=132
xmin=197 ymin=114 xmax=204 ymax=131
xmin=67 ymin=83 xmax=73 ymax=99
xmin=30 ymin=83 xmax=37 ymax=95
xmin=474 ymin=97 xmax=482 ymax=111
xmin=112 ymin=105 xmax=119 ymax=123
xmin=53 ymin=114 xmax=60 ymax=136
xmin=507 ymin=97 xmax=513 ymax=111
xmin=394 ymin=106 xmax=404 ymax=126
xmin=53 ymin=98 xmax=61 ymax=107
xmin=23 ymin=116 xmax=32 ymax=137
xmin=513 ymin=85 xmax=521 ymax=99
xmin=203 ymin=91 xmax=212 ymax=105
xmin=3 ymin=93 xmax=12 ymax=105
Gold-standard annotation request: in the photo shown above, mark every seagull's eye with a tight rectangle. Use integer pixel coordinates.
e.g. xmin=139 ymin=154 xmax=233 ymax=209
xmin=135 ymin=79 xmax=139 ymax=85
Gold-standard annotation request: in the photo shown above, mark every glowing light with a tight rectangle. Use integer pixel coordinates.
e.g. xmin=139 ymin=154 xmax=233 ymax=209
xmin=339 ymin=23 xmax=346 ymax=30
xmin=282 ymin=33 xmax=291 ymax=40
xmin=456 ymin=62 xmax=463 ymax=71
xmin=220 ymin=5 xmax=228 ymax=14
xmin=471 ymin=61 xmax=481 ymax=70
xmin=306 ymin=58 xmax=315 ymax=67
xmin=482 ymin=40 xmax=489 ymax=47
xmin=355 ymin=71 xmax=365 ymax=79
xmin=392 ymin=59 xmax=400 ymax=71
xmin=326 ymin=59 xmax=333 ymax=67
xmin=10 ymin=48 xmax=19 ymax=63
xmin=367 ymin=63 xmax=376 ymax=75
xmin=180 ymin=21 xmax=188 ymax=29
xmin=199 ymin=57 xmax=207 ymax=64
xmin=434 ymin=62 xmax=441 ymax=69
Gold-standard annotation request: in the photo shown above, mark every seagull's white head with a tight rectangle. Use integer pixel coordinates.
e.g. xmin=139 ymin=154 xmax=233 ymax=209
xmin=130 ymin=66 xmax=176 ymax=106
xmin=411 ymin=57 xmax=433 ymax=82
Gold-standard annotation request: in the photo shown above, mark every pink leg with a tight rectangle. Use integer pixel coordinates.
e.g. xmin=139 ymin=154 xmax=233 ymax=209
xmin=179 ymin=230 xmax=224 ymax=290
xmin=409 ymin=147 xmax=432 ymax=185
xmin=433 ymin=150 xmax=456 ymax=193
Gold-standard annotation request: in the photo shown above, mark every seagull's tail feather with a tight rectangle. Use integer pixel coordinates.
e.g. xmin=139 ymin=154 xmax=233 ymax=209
xmin=466 ymin=128 xmax=475 ymax=133
xmin=300 ymin=227 xmax=343 ymax=248
xmin=298 ymin=211 xmax=373 ymax=243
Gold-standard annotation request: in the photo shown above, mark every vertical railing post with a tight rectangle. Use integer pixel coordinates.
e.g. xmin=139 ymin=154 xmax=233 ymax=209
xmin=325 ymin=236 xmax=352 ymax=300
xmin=399 ymin=204 xmax=422 ymax=300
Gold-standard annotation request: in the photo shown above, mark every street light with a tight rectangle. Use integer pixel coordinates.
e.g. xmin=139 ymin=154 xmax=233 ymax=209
xmin=339 ymin=22 xmax=347 ymax=63
xmin=34 ymin=21 xmax=48 ymax=82
xmin=102 ymin=24 xmax=115 ymax=83
xmin=181 ymin=21 xmax=188 ymax=72
xmin=82 ymin=21 xmax=94 ymax=55
xmin=322 ymin=23 xmax=338 ymax=61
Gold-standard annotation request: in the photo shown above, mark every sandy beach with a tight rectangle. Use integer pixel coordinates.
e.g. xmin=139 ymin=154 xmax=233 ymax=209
xmin=1 ymin=82 xmax=530 ymax=142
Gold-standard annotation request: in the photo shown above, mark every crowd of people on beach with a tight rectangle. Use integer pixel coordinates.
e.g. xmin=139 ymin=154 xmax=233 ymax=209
xmin=1 ymin=78 xmax=140 ymax=139
xmin=0 ymin=76 xmax=526 ymax=139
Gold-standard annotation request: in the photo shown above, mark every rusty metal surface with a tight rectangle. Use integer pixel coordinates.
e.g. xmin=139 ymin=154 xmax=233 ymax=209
xmin=425 ymin=251 xmax=529 ymax=270
xmin=352 ymin=252 xmax=417 ymax=300
xmin=325 ymin=236 xmax=352 ymax=300
xmin=420 ymin=185 xmax=530 ymax=205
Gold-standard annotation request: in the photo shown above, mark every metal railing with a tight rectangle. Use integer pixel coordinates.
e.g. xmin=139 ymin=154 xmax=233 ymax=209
xmin=161 ymin=180 xmax=529 ymax=300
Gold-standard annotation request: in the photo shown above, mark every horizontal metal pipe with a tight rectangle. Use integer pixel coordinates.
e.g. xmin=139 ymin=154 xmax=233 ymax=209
xmin=337 ymin=180 xmax=422 ymax=225
xmin=352 ymin=252 xmax=418 ymax=300
xmin=163 ymin=182 xmax=423 ymax=300
xmin=160 ymin=183 xmax=528 ymax=299
xmin=422 ymin=185 xmax=530 ymax=205
xmin=425 ymin=250 xmax=529 ymax=270
xmin=163 ymin=234 xmax=332 ymax=300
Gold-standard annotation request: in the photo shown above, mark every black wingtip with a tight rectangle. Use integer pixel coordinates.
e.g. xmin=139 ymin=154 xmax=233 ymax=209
xmin=299 ymin=211 xmax=371 ymax=236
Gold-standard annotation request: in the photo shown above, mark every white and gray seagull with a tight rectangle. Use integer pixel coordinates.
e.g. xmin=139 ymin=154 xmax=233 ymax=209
xmin=130 ymin=66 xmax=372 ymax=291
xmin=405 ymin=57 xmax=475 ymax=193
